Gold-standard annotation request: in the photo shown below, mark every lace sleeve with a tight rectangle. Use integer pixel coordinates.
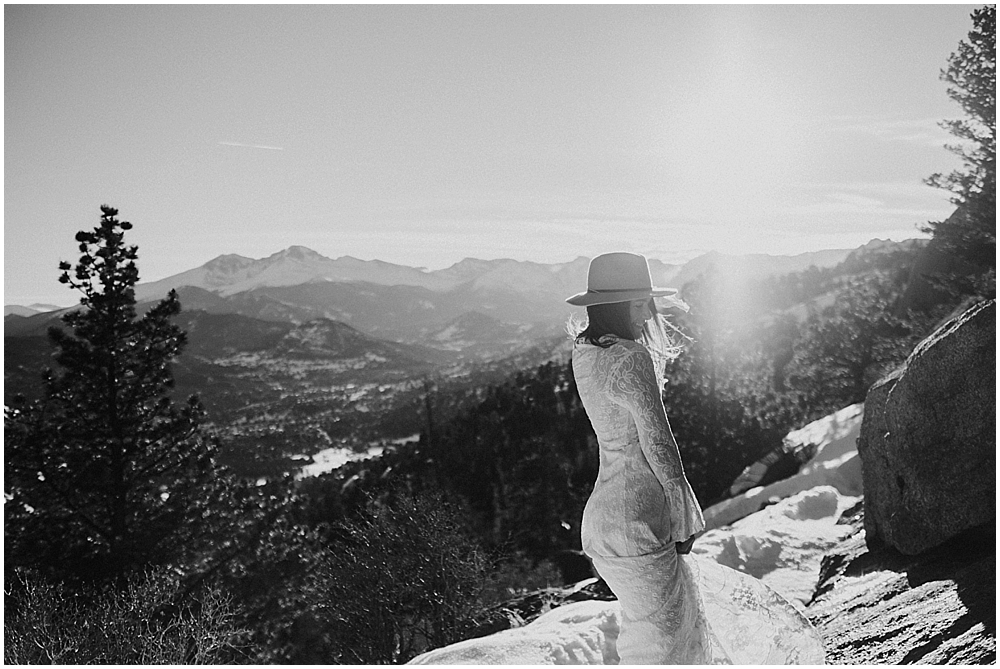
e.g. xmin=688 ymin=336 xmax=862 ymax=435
xmin=605 ymin=342 xmax=705 ymax=541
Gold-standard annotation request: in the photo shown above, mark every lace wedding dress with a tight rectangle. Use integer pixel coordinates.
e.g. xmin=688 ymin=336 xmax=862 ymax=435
xmin=573 ymin=336 xmax=824 ymax=664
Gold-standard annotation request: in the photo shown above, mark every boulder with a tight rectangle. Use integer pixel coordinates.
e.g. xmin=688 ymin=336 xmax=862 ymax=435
xmin=858 ymin=299 xmax=995 ymax=555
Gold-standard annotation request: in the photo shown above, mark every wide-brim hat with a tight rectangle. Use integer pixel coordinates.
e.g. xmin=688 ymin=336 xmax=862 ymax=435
xmin=566 ymin=252 xmax=677 ymax=307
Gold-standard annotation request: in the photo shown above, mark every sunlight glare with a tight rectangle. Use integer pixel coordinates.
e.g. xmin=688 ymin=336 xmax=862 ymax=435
xmin=655 ymin=16 xmax=805 ymax=236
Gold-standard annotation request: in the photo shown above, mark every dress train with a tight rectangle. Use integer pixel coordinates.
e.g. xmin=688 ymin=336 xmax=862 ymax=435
xmin=592 ymin=549 xmax=825 ymax=664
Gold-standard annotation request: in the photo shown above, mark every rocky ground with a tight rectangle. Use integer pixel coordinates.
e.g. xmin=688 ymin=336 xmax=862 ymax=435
xmin=805 ymin=501 xmax=995 ymax=664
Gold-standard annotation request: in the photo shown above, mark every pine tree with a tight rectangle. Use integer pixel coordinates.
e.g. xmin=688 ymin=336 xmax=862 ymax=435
xmin=4 ymin=206 xmax=227 ymax=585
xmin=924 ymin=5 xmax=996 ymax=295
xmin=785 ymin=272 xmax=928 ymax=413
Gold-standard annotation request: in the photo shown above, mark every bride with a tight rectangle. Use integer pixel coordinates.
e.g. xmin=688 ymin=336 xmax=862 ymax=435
xmin=567 ymin=252 xmax=823 ymax=664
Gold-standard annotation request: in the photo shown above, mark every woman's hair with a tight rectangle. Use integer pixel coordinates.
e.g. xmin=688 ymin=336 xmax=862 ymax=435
xmin=574 ymin=300 xmax=635 ymax=345
xmin=568 ymin=297 xmax=686 ymax=363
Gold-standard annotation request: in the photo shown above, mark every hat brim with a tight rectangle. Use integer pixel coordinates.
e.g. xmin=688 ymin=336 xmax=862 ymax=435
xmin=565 ymin=287 xmax=677 ymax=307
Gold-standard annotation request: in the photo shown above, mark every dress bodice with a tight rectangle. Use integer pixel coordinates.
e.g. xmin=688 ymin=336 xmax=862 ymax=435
xmin=572 ymin=336 xmax=705 ymax=558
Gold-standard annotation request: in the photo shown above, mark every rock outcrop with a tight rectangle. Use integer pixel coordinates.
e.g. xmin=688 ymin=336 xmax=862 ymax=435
xmin=858 ymin=299 xmax=995 ymax=555
xmin=806 ymin=502 xmax=995 ymax=664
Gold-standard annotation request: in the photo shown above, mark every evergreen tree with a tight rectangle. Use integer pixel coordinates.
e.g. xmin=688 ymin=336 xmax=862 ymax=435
xmin=5 ymin=206 xmax=227 ymax=585
xmin=924 ymin=5 xmax=996 ymax=295
xmin=784 ymin=272 xmax=928 ymax=413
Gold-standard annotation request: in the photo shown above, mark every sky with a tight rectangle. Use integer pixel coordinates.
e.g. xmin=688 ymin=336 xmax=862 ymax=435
xmin=4 ymin=4 xmax=982 ymax=306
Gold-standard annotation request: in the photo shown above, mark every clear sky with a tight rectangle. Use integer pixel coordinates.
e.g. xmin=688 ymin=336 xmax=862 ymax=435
xmin=4 ymin=4 xmax=981 ymax=306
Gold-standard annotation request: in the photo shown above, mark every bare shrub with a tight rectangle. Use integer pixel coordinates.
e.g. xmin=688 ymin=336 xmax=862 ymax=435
xmin=4 ymin=569 xmax=253 ymax=664
xmin=310 ymin=492 xmax=503 ymax=664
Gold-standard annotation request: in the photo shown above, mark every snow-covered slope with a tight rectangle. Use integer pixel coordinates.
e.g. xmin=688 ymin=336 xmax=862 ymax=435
xmin=410 ymin=599 xmax=621 ymax=665
xmin=703 ymin=403 xmax=864 ymax=531
xmin=694 ymin=486 xmax=859 ymax=608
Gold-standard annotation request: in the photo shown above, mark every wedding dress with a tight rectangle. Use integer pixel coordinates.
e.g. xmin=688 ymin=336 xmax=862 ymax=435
xmin=573 ymin=336 xmax=824 ymax=664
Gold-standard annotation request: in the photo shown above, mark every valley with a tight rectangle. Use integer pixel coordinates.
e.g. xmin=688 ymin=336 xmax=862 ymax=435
xmin=175 ymin=322 xmax=571 ymax=479
xmin=5 ymin=307 xmax=570 ymax=480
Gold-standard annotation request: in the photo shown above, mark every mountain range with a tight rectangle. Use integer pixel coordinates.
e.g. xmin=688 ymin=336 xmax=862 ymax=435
xmin=6 ymin=245 xmax=857 ymax=344
xmin=4 ymin=240 xmax=910 ymax=479
xmin=131 ymin=244 xmax=856 ymax=303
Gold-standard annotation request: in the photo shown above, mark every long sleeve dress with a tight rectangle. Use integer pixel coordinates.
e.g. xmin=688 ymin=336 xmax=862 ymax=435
xmin=573 ymin=336 xmax=825 ymax=665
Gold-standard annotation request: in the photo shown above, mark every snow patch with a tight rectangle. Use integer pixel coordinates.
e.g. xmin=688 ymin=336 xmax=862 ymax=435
xmin=781 ymin=486 xmax=841 ymax=521
xmin=295 ymin=445 xmax=383 ymax=479
xmin=694 ymin=487 xmax=859 ymax=607
xmin=433 ymin=325 xmax=461 ymax=341
xmin=785 ymin=403 xmax=862 ymax=462
xmin=409 ymin=600 xmax=621 ymax=665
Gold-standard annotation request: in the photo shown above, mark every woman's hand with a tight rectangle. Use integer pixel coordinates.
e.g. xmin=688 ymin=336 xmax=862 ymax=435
xmin=675 ymin=535 xmax=695 ymax=554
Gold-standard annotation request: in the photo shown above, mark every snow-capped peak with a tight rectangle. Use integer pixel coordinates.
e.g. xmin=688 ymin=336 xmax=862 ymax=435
xmin=270 ymin=245 xmax=330 ymax=263
xmin=202 ymin=254 xmax=255 ymax=274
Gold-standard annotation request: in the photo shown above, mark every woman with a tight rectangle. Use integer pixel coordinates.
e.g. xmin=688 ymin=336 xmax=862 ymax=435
xmin=567 ymin=252 xmax=824 ymax=665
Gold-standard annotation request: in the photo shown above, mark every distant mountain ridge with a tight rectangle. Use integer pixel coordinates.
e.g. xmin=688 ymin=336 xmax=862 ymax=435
xmin=133 ymin=247 xmax=598 ymax=301
xmin=125 ymin=246 xmax=853 ymax=340
xmin=5 ymin=244 xmax=887 ymax=346
xmin=130 ymin=245 xmax=857 ymax=304
xmin=668 ymin=248 xmax=860 ymax=289
xmin=5 ymin=243 xmax=917 ymax=319
xmin=4 ymin=303 xmax=62 ymax=317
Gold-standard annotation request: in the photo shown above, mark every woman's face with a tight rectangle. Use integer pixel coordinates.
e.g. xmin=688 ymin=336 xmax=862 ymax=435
xmin=628 ymin=298 xmax=653 ymax=339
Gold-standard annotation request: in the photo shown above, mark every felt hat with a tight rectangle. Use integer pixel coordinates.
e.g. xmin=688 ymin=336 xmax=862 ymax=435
xmin=566 ymin=252 xmax=678 ymax=307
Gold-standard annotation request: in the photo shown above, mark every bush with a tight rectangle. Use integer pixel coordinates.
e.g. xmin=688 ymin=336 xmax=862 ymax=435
xmin=306 ymin=491 xmax=505 ymax=664
xmin=3 ymin=568 xmax=254 ymax=664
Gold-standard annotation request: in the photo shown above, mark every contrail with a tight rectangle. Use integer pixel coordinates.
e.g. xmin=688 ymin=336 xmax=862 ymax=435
xmin=218 ymin=141 xmax=284 ymax=151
